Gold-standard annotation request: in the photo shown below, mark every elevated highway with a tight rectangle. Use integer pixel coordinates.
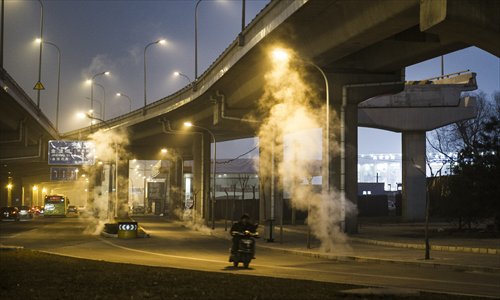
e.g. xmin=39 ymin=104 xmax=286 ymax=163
xmin=2 ymin=0 xmax=499 ymax=229
xmin=0 ymin=67 xmax=59 ymax=206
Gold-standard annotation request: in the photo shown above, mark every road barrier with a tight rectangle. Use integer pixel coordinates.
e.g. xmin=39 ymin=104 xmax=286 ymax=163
xmin=118 ymin=221 xmax=138 ymax=239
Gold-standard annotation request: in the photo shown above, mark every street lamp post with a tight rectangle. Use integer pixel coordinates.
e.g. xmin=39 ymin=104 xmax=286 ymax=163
xmin=184 ymin=121 xmax=216 ymax=229
xmin=94 ymin=83 xmax=106 ymax=120
xmin=34 ymin=0 xmax=44 ymax=109
xmin=6 ymin=183 xmax=13 ymax=207
xmin=84 ymin=97 xmax=103 ymax=119
xmin=116 ymin=93 xmax=132 ymax=113
xmin=270 ymin=48 xmax=331 ymax=197
xmin=143 ymin=39 xmax=166 ymax=112
xmin=173 ymin=71 xmax=192 ymax=85
xmin=32 ymin=185 xmax=38 ymax=206
xmin=413 ymin=161 xmax=431 ymax=260
xmin=195 ymin=0 xmax=203 ymax=80
xmin=89 ymin=71 xmax=110 ymax=119
xmin=37 ymin=39 xmax=61 ymax=130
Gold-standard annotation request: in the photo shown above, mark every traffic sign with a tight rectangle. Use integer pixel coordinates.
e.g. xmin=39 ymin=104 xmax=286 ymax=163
xmin=48 ymin=140 xmax=95 ymax=165
xmin=33 ymin=81 xmax=45 ymax=90
xmin=50 ymin=167 xmax=79 ymax=181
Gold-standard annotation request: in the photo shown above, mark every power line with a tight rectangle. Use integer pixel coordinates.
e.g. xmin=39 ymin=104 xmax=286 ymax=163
xmin=217 ymin=145 xmax=258 ymax=165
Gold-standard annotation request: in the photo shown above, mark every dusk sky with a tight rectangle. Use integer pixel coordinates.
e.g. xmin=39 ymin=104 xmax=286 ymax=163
xmin=4 ymin=0 xmax=499 ymax=159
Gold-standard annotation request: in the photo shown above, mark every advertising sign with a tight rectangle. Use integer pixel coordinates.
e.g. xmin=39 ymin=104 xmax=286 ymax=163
xmin=48 ymin=140 xmax=95 ymax=165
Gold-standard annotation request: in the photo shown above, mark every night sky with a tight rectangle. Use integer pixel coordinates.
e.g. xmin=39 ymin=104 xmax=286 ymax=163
xmin=3 ymin=0 xmax=499 ymax=158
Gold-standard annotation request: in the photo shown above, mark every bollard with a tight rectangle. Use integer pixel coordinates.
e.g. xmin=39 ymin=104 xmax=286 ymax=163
xmin=118 ymin=221 xmax=138 ymax=239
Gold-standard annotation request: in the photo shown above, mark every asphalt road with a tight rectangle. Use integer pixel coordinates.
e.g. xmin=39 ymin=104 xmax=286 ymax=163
xmin=1 ymin=216 xmax=499 ymax=298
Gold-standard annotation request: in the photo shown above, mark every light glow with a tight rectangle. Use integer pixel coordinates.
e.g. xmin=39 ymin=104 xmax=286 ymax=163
xmin=76 ymin=112 xmax=86 ymax=119
xmin=183 ymin=122 xmax=193 ymax=127
xmin=271 ymin=48 xmax=290 ymax=63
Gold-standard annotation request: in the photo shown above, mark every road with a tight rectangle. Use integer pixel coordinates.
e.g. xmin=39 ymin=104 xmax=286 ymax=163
xmin=1 ymin=216 xmax=499 ymax=298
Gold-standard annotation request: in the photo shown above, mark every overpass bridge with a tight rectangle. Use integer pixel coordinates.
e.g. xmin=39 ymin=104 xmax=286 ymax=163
xmin=2 ymin=0 xmax=499 ymax=232
xmin=0 ymin=67 xmax=59 ymax=207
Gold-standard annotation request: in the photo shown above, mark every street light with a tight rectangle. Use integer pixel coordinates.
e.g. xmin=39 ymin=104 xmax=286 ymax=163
xmin=271 ymin=48 xmax=330 ymax=193
xmin=144 ymin=39 xmax=166 ymax=111
xmin=94 ymin=82 xmax=106 ymax=120
xmin=88 ymin=71 xmax=110 ymax=119
xmin=195 ymin=0 xmax=203 ymax=80
xmin=33 ymin=0 xmax=44 ymax=109
xmin=84 ymin=97 xmax=103 ymax=119
xmin=6 ymin=183 xmax=13 ymax=206
xmin=32 ymin=185 xmax=39 ymax=206
xmin=116 ymin=92 xmax=132 ymax=113
xmin=160 ymin=148 xmax=168 ymax=154
xmin=413 ymin=161 xmax=431 ymax=260
xmin=174 ymin=71 xmax=192 ymax=85
xmin=36 ymin=38 xmax=61 ymax=130
xmin=184 ymin=121 xmax=217 ymax=229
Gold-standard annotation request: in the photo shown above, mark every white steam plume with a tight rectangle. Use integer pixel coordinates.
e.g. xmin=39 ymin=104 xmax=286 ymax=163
xmin=257 ymin=47 xmax=357 ymax=252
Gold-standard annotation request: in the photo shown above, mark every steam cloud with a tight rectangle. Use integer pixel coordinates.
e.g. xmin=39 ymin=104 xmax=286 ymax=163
xmin=81 ymin=128 xmax=130 ymax=235
xmin=257 ymin=48 xmax=356 ymax=252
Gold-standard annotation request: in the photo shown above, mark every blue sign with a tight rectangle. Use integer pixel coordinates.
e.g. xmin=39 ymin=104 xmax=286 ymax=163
xmin=50 ymin=167 xmax=79 ymax=181
xmin=48 ymin=140 xmax=95 ymax=165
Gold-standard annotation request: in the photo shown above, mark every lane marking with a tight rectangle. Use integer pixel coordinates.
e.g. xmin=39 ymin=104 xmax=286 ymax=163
xmin=98 ymin=238 xmax=499 ymax=289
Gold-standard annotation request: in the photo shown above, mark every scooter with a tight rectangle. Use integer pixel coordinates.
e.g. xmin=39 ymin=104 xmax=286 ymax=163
xmin=229 ymin=229 xmax=259 ymax=268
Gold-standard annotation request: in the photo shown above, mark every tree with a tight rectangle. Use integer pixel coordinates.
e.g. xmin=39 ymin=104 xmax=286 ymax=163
xmin=427 ymin=92 xmax=495 ymax=173
xmin=428 ymin=92 xmax=500 ymax=230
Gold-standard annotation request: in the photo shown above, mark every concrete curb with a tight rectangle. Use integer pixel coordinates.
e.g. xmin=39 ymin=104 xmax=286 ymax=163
xmin=257 ymin=244 xmax=500 ymax=274
xmin=350 ymin=237 xmax=500 ymax=255
xmin=208 ymin=229 xmax=499 ymax=274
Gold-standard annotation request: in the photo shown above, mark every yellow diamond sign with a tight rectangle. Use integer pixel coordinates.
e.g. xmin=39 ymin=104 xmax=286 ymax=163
xmin=33 ymin=81 xmax=45 ymax=90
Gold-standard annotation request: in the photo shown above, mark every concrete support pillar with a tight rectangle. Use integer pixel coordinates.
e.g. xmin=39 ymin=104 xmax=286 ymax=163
xmin=402 ymin=131 xmax=427 ymax=220
xmin=344 ymin=103 xmax=359 ymax=233
xmin=168 ymin=157 xmax=184 ymax=218
xmin=325 ymin=72 xmax=403 ymax=233
xmin=192 ymin=132 xmax=211 ymax=223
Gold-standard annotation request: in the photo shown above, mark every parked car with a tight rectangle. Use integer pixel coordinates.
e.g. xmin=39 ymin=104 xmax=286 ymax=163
xmin=67 ymin=205 xmax=78 ymax=214
xmin=18 ymin=206 xmax=34 ymax=219
xmin=0 ymin=207 xmax=20 ymax=221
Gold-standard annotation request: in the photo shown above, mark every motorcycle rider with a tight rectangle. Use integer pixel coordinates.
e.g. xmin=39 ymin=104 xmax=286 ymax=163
xmin=230 ymin=213 xmax=257 ymax=258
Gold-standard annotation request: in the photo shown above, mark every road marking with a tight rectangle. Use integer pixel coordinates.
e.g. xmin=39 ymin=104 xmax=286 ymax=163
xmin=98 ymin=238 xmax=499 ymax=290
xmin=99 ymin=238 xmax=224 ymax=264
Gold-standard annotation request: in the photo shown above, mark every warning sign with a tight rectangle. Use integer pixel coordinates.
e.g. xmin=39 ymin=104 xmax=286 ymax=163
xmin=33 ymin=81 xmax=45 ymax=90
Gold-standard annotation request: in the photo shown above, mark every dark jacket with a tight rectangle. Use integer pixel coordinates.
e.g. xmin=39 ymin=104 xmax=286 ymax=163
xmin=230 ymin=221 xmax=257 ymax=236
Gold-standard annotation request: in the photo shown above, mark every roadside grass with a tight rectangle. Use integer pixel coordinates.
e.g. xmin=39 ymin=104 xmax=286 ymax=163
xmin=0 ymin=249 xmax=486 ymax=300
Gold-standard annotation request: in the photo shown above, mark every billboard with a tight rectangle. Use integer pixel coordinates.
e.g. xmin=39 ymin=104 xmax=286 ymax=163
xmin=48 ymin=140 xmax=95 ymax=165
xmin=50 ymin=167 xmax=79 ymax=181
